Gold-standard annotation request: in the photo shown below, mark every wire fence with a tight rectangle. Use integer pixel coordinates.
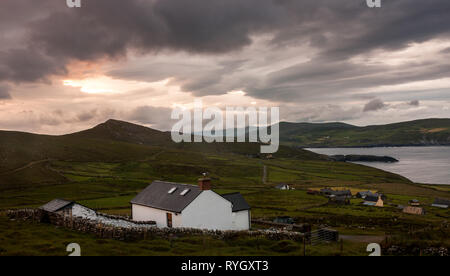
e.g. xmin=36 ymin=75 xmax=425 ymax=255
xmin=306 ymin=228 xmax=339 ymax=246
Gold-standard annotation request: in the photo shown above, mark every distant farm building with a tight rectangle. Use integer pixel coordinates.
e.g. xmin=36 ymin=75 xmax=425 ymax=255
xmin=357 ymin=191 xmax=386 ymax=201
xmin=130 ymin=178 xmax=251 ymax=231
xmin=403 ymin=206 xmax=426 ymax=216
xmin=275 ymin=184 xmax=290 ymax=190
xmin=431 ymin=198 xmax=450 ymax=209
xmin=40 ymin=199 xmax=91 ymax=217
xmin=273 ymin=216 xmax=294 ymax=224
xmin=332 ymin=190 xmax=352 ymax=198
xmin=363 ymin=195 xmax=384 ymax=207
xmin=409 ymin=199 xmax=421 ymax=206
xmin=356 ymin=191 xmax=372 ymax=199
xmin=321 ymin=188 xmax=352 ymax=198
xmin=328 ymin=195 xmax=351 ymax=205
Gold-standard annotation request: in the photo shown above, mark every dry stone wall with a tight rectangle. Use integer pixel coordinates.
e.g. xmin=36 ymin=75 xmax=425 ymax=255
xmin=7 ymin=209 xmax=304 ymax=241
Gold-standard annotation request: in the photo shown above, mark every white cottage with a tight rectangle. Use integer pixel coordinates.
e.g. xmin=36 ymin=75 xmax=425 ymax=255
xmin=130 ymin=178 xmax=251 ymax=231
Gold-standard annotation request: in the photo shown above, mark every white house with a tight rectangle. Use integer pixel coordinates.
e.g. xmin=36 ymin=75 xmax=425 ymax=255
xmin=130 ymin=178 xmax=251 ymax=231
xmin=275 ymin=183 xmax=290 ymax=190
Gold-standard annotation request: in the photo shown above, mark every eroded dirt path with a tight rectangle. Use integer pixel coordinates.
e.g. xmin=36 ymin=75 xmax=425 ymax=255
xmin=340 ymin=235 xmax=386 ymax=243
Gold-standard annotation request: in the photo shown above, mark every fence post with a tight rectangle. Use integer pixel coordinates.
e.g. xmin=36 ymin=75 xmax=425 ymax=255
xmin=303 ymin=236 xmax=306 ymax=256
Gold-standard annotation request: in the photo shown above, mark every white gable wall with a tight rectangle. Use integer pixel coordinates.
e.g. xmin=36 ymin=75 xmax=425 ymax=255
xmin=181 ymin=190 xmax=233 ymax=231
xmin=231 ymin=210 xmax=250 ymax=230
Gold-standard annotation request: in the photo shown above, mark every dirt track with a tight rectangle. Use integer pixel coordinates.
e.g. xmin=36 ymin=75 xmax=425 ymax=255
xmin=340 ymin=235 xmax=385 ymax=243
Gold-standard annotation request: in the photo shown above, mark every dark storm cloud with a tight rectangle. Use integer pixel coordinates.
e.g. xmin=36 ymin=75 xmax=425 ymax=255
xmin=244 ymin=60 xmax=450 ymax=102
xmin=0 ymin=48 xmax=67 ymax=83
xmin=29 ymin=0 xmax=289 ymax=60
xmin=0 ymin=84 xmax=11 ymax=99
xmin=363 ymin=99 xmax=386 ymax=112
xmin=1 ymin=0 xmax=450 ymax=101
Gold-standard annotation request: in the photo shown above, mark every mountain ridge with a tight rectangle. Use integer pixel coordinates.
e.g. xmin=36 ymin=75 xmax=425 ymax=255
xmin=277 ymin=118 xmax=450 ymax=147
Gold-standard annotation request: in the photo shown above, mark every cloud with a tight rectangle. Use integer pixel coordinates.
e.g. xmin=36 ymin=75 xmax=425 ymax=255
xmin=440 ymin=47 xmax=450 ymax=54
xmin=409 ymin=100 xmax=420 ymax=106
xmin=127 ymin=105 xmax=174 ymax=130
xmin=0 ymin=84 xmax=11 ymax=99
xmin=2 ymin=0 xmax=450 ymax=86
xmin=1 ymin=0 xmax=450 ymax=133
xmin=363 ymin=99 xmax=387 ymax=112
xmin=0 ymin=48 xmax=67 ymax=83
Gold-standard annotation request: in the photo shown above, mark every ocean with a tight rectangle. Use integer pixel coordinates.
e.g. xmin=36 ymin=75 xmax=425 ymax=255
xmin=307 ymin=146 xmax=450 ymax=185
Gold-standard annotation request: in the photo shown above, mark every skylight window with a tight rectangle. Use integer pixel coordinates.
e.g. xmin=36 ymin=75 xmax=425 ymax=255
xmin=168 ymin=187 xmax=177 ymax=194
xmin=180 ymin=189 xmax=190 ymax=196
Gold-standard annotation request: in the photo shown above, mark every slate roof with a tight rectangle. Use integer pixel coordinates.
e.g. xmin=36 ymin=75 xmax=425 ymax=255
xmin=364 ymin=195 xmax=380 ymax=202
xmin=332 ymin=190 xmax=352 ymax=197
xmin=222 ymin=193 xmax=251 ymax=212
xmin=131 ymin=181 xmax=203 ymax=213
xmin=40 ymin=199 xmax=73 ymax=212
xmin=357 ymin=191 xmax=373 ymax=197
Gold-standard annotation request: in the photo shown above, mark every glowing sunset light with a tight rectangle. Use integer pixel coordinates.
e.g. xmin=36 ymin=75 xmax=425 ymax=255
xmin=62 ymin=76 xmax=169 ymax=94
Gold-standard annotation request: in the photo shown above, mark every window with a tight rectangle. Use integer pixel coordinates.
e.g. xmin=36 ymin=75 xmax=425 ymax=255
xmin=168 ymin=187 xmax=177 ymax=194
xmin=180 ymin=189 xmax=190 ymax=196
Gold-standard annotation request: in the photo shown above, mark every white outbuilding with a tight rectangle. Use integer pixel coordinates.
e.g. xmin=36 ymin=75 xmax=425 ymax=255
xmin=130 ymin=178 xmax=251 ymax=231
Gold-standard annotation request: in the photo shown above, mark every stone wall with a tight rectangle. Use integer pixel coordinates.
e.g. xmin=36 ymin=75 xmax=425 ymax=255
xmin=7 ymin=209 xmax=304 ymax=241
xmin=252 ymin=219 xmax=311 ymax=232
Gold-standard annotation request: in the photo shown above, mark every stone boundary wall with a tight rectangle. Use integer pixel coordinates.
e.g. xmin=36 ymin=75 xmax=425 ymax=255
xmin=251 ymin=219 xmax=311 ymax=232
xmin=7 ymin=209 xmax=304 ymax=241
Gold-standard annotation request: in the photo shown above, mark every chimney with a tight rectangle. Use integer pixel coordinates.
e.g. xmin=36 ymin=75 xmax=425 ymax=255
xmin=198 ymin=177 xmax=211 ymax=191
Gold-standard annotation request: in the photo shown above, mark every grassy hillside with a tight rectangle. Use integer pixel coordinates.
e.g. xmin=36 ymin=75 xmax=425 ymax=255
xmin=1 ymin=119 xmax=449 ymax=256
xmin=0 ymin=119 xmax=416 ymax=207
xmin=278 ymin=118 xmax=450 ymax=147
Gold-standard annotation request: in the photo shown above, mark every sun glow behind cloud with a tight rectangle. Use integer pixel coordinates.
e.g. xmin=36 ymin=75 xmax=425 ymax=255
xmin=63 ymin=76 xmax=168 ymax=94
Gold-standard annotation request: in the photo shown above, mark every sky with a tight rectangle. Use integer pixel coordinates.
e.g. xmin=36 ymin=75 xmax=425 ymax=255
xmin=1 ymin=0 xmax=450 ymax=134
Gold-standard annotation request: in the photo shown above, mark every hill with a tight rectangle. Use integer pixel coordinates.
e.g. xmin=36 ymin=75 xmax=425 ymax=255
xmin=1 ymin=119 xmax=449 ymax=256
xmin=278 ymin=118 xmax=450 ymax=147
xmin=0 ymin=119 xmax=413 ymax=208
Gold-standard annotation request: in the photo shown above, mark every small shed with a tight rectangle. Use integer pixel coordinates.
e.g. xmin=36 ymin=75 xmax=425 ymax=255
xmin=40 ymin=199 xmax=75 ymax=216
xmin=275 ymin=184 xmax=290 ymax=190
xmin=403 ymin=206 xmax=426 ymax=216
xmin=432 ymin=198 xmax=450 ymax=209
xmin=332 ymin=190 xmax=352 ymax=198
xmin=328 ymin=195 xmax=351 ymax=205
xmin=273 ymin=216 xmax=294 ymax=224
xmin=356 ymin=191 xmax=373 ymax=199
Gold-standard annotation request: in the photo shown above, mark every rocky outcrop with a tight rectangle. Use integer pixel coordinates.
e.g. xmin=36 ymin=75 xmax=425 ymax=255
xmin=330 ymin=155 xmax=399 ymax=163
